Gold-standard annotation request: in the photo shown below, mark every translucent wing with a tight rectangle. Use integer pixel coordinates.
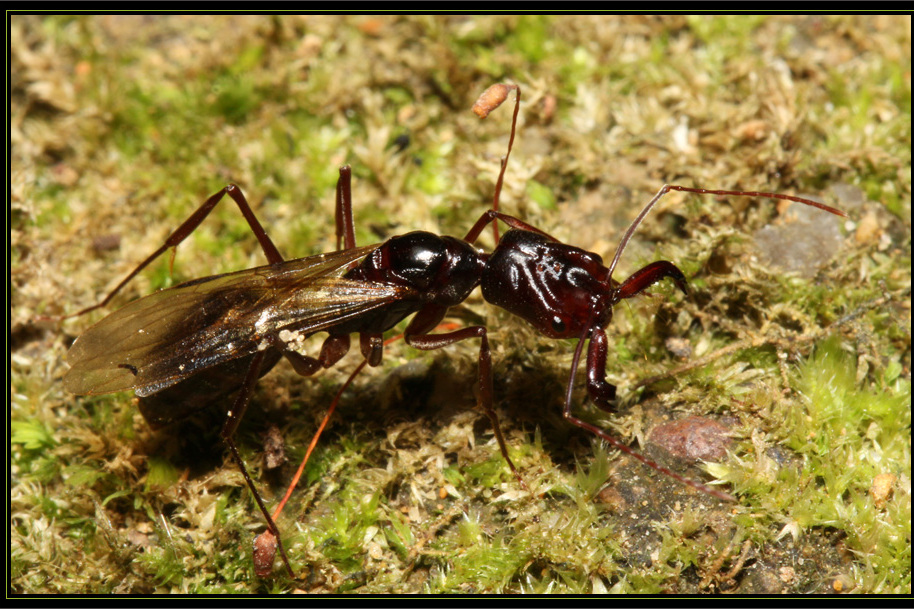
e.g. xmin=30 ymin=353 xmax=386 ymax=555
xmin=64 ymin=245 xmax=412 ymax=396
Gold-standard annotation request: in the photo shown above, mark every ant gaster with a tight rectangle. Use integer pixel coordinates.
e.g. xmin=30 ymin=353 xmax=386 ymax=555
xmin=62 ymin=83 xmax=847 ymax=577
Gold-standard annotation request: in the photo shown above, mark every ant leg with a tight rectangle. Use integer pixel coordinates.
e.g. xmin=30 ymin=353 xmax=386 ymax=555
xmin=260 ymin=329 xmax=400 ymax=566
xmin=564 ymin=329 xmax=735 ymax=502
xmin=335 ymin=166 xmax=357 ymax=251
xmin=462 ymin=210 xmax=499 ymax=243
xmin=256 ymin=333 xmax=356 ymax=575
xmin=283 ymin=333 xmax=352 ymax=376
xmin=219 ymin=350 xmax=295 ymax=578
xmin=284 ymin=352 xmax=322 ymax=377
xmin=67 ymin=184 xmax=283 ymax=319
xmin=405 ymin=324 xmax=528 ymax=491
xmin=283 ymin=330 xmax=378 ymax=387
xmin=359 ymin=332 xmax=384 ymax=366
xmin=271 ymin=357 xmax=369 ymax=522
xmin=318 ymin=334 xmax=351 ymax=367
xmin=585 ymin=328 xmax=617 ymax=413
xmin=269 ymin=355 xmax=370 ymax=523
xmin=253 ymin=355 xmax=372 ymax=575
xmin=616 ymin=260 xmax=688 ymax=301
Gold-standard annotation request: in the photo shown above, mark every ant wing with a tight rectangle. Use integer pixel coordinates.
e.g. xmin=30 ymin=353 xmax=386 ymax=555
xmin=63 ymin=245 xmax=412 ymax=397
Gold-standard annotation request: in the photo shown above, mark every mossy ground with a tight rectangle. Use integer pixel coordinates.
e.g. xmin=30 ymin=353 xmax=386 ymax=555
xmin=10 ymin=15 xmax=910 ymax=594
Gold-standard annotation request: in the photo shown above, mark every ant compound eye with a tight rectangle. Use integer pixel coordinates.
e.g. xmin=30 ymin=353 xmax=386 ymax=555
xmin=551 ymin=316 xmax=566 ymax=334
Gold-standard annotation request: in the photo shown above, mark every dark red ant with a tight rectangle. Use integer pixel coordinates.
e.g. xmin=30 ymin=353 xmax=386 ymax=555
xmin=62 ymin=83 xmax=847 ymax=578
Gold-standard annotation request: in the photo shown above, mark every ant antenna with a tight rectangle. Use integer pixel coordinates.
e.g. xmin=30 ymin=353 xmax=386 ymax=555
xmin=473 ymin=83 xmax=521 ymax=243
xmin=607 ymin=184 xmax=848 ymax=281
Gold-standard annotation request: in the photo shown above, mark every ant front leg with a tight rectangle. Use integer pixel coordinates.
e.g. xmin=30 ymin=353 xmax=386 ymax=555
xmin=68 ymin=184 xmax=283 ymax=319
xmin=403 ymin=306 xmax=527 ymax=490
xmin=584 ymin=262 xmax=688 ymax=412
xmin=585 ymin=327 xmax=617 ymax=413
xmin=565 ymin=328 xmax=735 ymax=502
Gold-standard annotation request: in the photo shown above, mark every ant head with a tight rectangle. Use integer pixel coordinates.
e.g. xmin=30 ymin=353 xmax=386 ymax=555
xmin=481 ymin=230 xmax=617 ymax=339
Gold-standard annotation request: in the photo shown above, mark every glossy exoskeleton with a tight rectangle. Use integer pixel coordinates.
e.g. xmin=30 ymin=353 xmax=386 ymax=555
xmin=63 ymin=83 xmax=847 ymax=578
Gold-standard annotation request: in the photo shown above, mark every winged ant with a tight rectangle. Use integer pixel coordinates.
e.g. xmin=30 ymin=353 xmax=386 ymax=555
xmin=62 ymin=83 xmax=847 ymax=577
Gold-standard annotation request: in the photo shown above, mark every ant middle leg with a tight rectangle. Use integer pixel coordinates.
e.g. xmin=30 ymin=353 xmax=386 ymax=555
xmin=404 ymin=321 xmax=527 ymax=491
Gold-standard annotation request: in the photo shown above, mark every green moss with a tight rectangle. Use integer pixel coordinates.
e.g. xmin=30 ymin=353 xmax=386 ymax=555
xmin=508 ymin=16 xmax=551 ymax=64
xmin=711 ymin=337 xmax=910 ymax=591
xmin=144 ymin=456 xmax=181 ymax=491
xmin=11 ymin=419 xmax=58 ymax=451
